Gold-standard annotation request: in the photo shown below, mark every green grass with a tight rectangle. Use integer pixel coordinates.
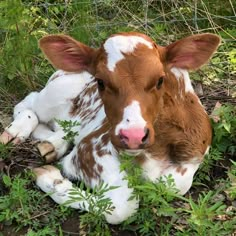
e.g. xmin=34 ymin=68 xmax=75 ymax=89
xmin=0 ymin=172 xmax=74 ymax=235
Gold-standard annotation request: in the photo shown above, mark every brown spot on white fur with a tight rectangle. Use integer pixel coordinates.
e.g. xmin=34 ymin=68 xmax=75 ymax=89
xmin=176 ymin=166 xmax=188 ymax=176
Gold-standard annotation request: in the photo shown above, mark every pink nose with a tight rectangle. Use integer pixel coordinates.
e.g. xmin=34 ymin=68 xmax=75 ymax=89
xmin=119 ymin=128 xmax=149 ymax=149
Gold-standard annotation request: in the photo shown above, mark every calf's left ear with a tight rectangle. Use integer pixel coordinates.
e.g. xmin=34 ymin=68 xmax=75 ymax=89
xmin=165 ymin=33 xmax=221 ymax=70
xmin=39 ymin=35 xmax=96 ymax=73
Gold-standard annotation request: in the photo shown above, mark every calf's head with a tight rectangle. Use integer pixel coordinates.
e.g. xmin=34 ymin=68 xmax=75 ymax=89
xmin=39 ymin=32 xmax=220 ymax=150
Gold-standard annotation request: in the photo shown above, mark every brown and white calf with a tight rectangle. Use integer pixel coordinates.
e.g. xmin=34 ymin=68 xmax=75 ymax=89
xmin=0 ymin=32 xmax=220 ymax=224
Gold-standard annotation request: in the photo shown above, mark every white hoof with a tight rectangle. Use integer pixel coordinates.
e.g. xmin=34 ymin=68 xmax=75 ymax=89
xmin=0 ymin=130 xmax=21 ymax=144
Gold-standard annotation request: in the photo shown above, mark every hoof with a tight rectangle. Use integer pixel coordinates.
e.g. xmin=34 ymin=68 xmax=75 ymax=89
xmin=33 ymin=165 xmax=62 ymax=179
xmin=0 ymin=131 xmax=21 ymax=144
xmin=33 ymin=165 xmax=72 ymax=198
xmin=37 ymin=141 xmax=57 ymax=163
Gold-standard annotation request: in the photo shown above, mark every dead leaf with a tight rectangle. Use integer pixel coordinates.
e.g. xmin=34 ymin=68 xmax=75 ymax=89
xmin=210 ymin=101 xmax=222 ymax=122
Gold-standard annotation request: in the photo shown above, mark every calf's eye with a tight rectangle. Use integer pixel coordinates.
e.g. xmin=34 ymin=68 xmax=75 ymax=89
xmin=96 ymin=79 xmax=105 ymax=91
xmin=156 ymin=76 xmax=164 ymax=89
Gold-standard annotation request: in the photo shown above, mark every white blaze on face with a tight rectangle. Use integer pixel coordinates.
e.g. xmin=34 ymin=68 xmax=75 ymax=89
xmin=171 ymin=67 xmax=194 ymax=93
xmin=115 ymin=101 xmax=146 ymax=135
xmin=104 ymin=35 xmax=153 ymax=72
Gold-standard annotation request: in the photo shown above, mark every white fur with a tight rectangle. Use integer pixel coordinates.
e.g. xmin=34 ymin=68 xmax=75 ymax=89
xmin=104 ymin=35 xmax=153 ymax=72
xmin=141 ymin=152 xmax=200 ymax=195
xmin=61 ymin=147 xmax=79 ymax=180
xmin=171 ymin=67 xmax=194 ymax=93
xmin=35 ymin=167 xmax=90 ymax=211
xmin=94 ymin=153 xmax=138 ymax=223
xmin=32 ymin=71 xmax=93 ymax=123
xmin=6 ymin=109 xmax=38 ymax=141
xmin=32 ymin=124 xmax=69 ymax=158
xmin=115 ymin=100 xmax=146 ymax=135
xmin=162 ymin=163 xmax=200 ymax=195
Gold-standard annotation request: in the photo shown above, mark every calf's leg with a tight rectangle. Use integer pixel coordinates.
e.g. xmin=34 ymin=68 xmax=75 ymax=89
xmin=34 ymin=148 xmax=138 ymax=224
xmin=161 ymin=162 xmax=200 ymax=195
xmin=0 ymin=92 xmax=39 ymax=144
xmin=32 ymin=124 xmax=70 ymax=163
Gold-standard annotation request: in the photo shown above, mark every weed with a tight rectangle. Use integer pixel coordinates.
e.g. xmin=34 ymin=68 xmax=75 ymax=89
xmin=0 ymin=143 xmax=13 ymax=160
xmin=225 ymin=160 xmax=236 ymax=200
xmin=185 ymin=191 xmax=226 ymax=233
xmin=211 ymin=104 xmax=236 ymax=154
xmin=194 ymin=104 xmax=236 ymax=184
xmin=0 ymin=171 xmax=74 ymax=233
xmin=55 ymin=119 xmax=80 ymax=143
xmin=67 ymin=182 xmax=117 ymax=235
xmin=26 ymin=227 xmax=58 ymax=236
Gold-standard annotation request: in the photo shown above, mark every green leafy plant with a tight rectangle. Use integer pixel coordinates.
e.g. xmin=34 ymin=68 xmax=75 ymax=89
xmin=67 ymin=182 xmax=117 ymax=235
xmin=0 ymin=143 xmax=13 ymax=160
xmin=0 ymin=171 xmax=73 ymax=233
xmin=185 ymin=191 xmax=226 ymax=234
xmin=225 ymin=160 xmax=236 ymax=200
xmin=120 ymin=153 xmax=182 ymax=235
xmin=211 ymin=104 xmax=236 ymax=154
xmin=195 ymin=104 xmax=236 ymax=183
xmin=55 ymin=119 xmax=80 ymax=143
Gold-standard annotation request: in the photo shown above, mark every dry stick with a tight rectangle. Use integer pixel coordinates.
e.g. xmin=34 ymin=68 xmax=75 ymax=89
xmin=28 ymin=211 xmax=50 ymax=221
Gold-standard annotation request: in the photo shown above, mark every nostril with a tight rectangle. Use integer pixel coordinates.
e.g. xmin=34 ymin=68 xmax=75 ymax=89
xmin=142 ymin=128 xmax=149 ymax=143
xmin=119 ymin=130 xmax=129 ymax=142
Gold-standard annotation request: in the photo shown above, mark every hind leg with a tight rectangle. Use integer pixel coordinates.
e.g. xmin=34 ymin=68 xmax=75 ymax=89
xmin=0 ymin=92 xmax=39 ymax=144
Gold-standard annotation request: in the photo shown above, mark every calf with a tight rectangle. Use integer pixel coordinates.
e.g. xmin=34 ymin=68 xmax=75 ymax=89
xmin=0 ymin=32 xmax=220 ymax=224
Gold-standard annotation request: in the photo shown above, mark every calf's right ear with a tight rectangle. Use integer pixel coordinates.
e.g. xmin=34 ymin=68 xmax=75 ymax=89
xmin=39 ymin=35 xmax=96 ymax=74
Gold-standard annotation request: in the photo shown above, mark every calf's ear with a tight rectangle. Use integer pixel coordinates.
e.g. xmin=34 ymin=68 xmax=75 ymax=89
xmin=39 ymin=35 xmax=96 ymax=73
xmin=165 ymin=33 xmax=221 ymax=70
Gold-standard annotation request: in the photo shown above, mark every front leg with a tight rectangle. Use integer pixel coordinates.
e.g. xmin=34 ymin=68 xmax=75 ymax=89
xmin=161 ymin=162 xmax=200 ymax=195
xmin=33 ymin=165 xmax=90 ymax=210
xmin=34 ymin=159 xmax=138 ymax=225
xmin=32 ymin=124 xmax=70 ymax=163
xmin=42 ymin=138 xmax=139 ymax=224
xmin=141 ymin=157 xmax=200 ymax=195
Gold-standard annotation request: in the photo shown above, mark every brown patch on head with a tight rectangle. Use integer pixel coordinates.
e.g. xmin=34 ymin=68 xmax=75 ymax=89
xmin=94 ymin=35 xmax=166 ymax=149
xmin=146 ymin=87 xmax=212 ymax=164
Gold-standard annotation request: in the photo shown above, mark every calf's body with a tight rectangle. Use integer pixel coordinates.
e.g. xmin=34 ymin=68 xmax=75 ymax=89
xmin=0 ymin=32 xmax=220 ymax=224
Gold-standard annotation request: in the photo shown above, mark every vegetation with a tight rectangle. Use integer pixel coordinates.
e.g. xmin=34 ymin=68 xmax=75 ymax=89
xmin=0 ymin=0 xmax=235 ymax=235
